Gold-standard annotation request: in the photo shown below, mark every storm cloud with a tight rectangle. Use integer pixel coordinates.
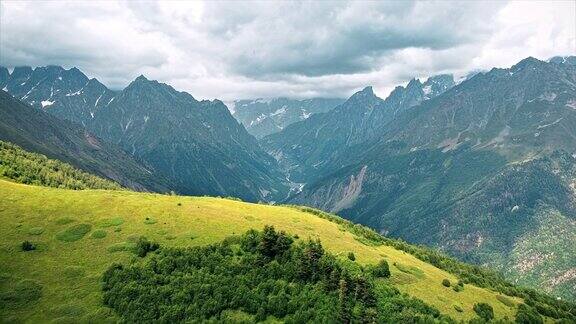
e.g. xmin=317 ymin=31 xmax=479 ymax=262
xmin=1 ymin=0 xmax=574 ymax=100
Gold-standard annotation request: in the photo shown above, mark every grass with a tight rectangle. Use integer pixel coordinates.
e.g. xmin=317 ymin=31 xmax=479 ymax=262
xmin=0 ymin=179 xmax=522 ymax=322
xmin=55 ymin=224 xmax=92 ymax=242
xmin=90 ymin=230 xmax=107 ymax=239
xmin=27 ymin=227 xmax=44 ymax=235
xmin=97 ymin=217 xmax=124 ymax=228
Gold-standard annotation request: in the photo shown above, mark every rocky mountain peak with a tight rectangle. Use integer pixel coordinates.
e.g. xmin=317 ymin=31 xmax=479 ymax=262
xmin=348 ymin=86 xmax=379 ymax=103
xmin=10 ymin=66 xmax=33 ymax=79
xmin=511 ymin=56 xmax=544 ymax=72
xmin=549 ymin=55 xmax=576 ymax=65
xmin=134 ymin=74 xmax=149 ymax=82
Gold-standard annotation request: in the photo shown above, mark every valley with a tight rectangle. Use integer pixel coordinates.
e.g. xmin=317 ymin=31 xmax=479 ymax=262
xmin=1 ymin=57 xmax=575 ymax=322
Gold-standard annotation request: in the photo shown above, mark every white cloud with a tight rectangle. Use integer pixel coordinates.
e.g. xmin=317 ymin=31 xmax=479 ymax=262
xmin=0 ymin=0 xmax=574 ymax=101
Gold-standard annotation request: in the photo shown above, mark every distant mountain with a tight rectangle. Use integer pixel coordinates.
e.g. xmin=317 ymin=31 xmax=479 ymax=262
xmin=285 ymin=57 xmax=576 ymax=298
xmin=0 ymin=90 xmax=169 ymax=192
xmin=549 ymin=55 xmax=576 ymax=65
xmin=262 ymin=74 xmax=455 ymax=184
xmin=0 ymin=65 xmax=115 ymax=125
xmin=231 ymin=97 xmax=344 ymax=138
xmin=88 ymin=75 xmax=289 ymax=201
xmin=2 ymin=66 xmax=290 ymax=201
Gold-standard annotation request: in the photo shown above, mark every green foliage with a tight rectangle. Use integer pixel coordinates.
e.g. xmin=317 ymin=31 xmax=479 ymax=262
xmin=102 ymin=226 xmax=446 ymax=323
xmin=442 ymin=279 xmax=451 ymax=287
xmin=515 ymin=304 xmax=543 ymax=324
xmin=347 ymin=251 xmax=356 ymax=261
xmin=372 ymin=260 xmax=391 ymax=278
xmin=452 ymin=284 xmax=463 ymax=292
xmin=473 ymin=302 xmax=494 ymax=321
xmin=454 ymin=305 xmax=463 ymax=313
xmin=21 ymin=240 xmax=36 ymax=251
xmin=0 ymin=141 xmax=122 ymax=190
xmin=134 ymin=237 xmax=159 ymax=257
xmin=56 ymin=224 xmax=92 ymax=242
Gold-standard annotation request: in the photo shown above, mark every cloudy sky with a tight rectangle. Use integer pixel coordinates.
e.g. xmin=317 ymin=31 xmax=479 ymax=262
xmin=1 ymin=0 xmax=575 ymax=101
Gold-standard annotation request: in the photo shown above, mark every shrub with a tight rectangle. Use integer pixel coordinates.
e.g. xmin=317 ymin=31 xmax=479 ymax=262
xmin=372 ymin=260 xmax=391 ymax=278
xmin=21 ymin=241 xmax=36 ymax=251
xmin=135 ymin=237 xmax=159 ymax=257
xmin=452 ymin=284 xmax=463 ymax=292
xmin=347 ymin=252 xmax=356 ymax=261
xmin=453 ymin=305 xmax=463 ymax=313
xmin=473 ymin=303 xmax=494 ymax=321
xmin=515 ymin=304 xmax=543 ymax=324
xmin=442 ymin=279 xmax=451 ymax=287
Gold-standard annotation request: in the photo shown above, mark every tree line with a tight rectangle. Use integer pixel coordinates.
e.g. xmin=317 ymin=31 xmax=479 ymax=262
xmin=0 ymin=140 xmax=121 ymax=190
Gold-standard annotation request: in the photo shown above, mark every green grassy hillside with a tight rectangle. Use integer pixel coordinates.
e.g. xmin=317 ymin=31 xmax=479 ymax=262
xmin=0 ymin=179 xmax=532 ymax=323
xmin=0 ymin=141 xmax=122 ymax=190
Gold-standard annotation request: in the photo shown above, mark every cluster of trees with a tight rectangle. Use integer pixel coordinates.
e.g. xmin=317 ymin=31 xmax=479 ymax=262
xmin=0 ymin=141 xmax=121 ymax=190
xmin=102 ymin=226 xmax=446 ymax=323
xmin=292 ymin=206 xmax=576 ymax=322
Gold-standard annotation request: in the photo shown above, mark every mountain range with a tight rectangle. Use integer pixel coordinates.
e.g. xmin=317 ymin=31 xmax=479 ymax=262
xmin=1 ymin=56 xmax=574 ymax=299
xmin=266 ymin=57 xmax=576 ymax=298
xmin=231 ymin=97 xmax=344 ymax=138
xmin=1 ymin=67 xmax=288 ymax=201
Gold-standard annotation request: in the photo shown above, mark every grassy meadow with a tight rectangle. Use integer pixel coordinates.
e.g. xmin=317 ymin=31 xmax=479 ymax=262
xmin=0 ymin=179 xmax=523 ymax=323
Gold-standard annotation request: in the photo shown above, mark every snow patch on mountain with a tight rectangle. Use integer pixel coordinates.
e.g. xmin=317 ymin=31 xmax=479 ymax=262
xmin=41 ymin=100 xmax=54 ymax=108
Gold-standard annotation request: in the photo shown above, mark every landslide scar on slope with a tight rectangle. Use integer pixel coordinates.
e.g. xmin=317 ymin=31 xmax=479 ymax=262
xmin=332 ymin=165 xmax=367 ymax=213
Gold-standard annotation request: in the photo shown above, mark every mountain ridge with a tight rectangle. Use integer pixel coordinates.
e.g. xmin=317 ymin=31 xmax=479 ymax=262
xmin=284 ymin=57 xmax=576 ymax=298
